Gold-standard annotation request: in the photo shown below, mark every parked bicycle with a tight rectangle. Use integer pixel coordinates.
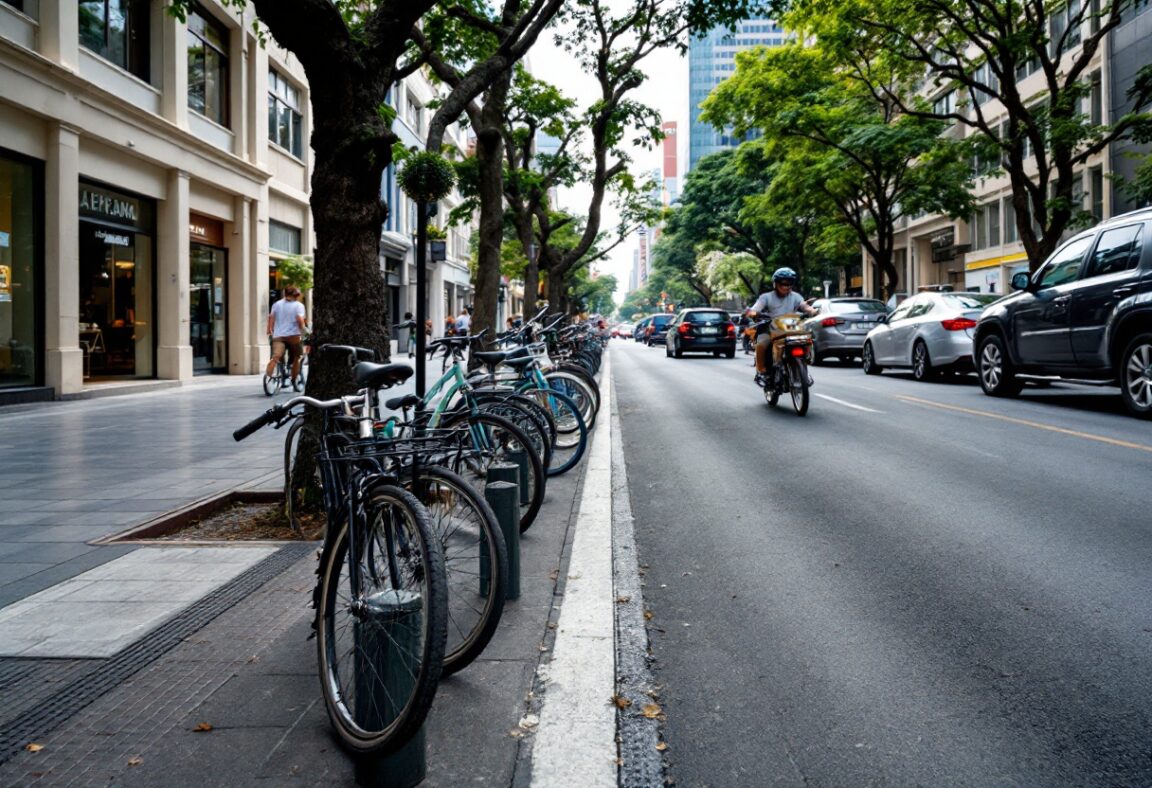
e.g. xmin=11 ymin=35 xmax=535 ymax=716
xmin=234 ymin=353 xmax=447 ymax=754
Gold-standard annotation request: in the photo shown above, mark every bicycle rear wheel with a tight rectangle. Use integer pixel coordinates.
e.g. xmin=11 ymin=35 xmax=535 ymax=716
xmin=520 ymin=388 xmax=588 ymax=476
xmin=263 ymin=365 xmax=283 ymax=396
xmin=408 ymin=466 xmax=506 ymax=676
xmin=315 ymin=484 xmax=447 ymax=754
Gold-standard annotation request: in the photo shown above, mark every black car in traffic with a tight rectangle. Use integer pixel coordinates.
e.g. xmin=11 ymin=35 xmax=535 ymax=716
xmin=973 ymin=207 xmax=1152 ymax=418
xmin=665 ymin=309 xmax=737 ymax=358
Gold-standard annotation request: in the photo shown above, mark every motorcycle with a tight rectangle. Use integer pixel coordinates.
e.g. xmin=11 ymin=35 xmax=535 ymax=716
xmin=754 ymin=313 xmax=814 ymax=416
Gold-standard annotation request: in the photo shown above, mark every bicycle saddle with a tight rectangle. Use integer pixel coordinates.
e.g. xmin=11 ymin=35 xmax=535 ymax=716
xmin=384 ymin=393 xmax=422 ymax=411
xmin=503 ymin=356 xmax=536 ymax=370
xmin=353 ymin=361 xmax=413 ymax=389
xmin=472 ymin=351 xmax=508 ymax=370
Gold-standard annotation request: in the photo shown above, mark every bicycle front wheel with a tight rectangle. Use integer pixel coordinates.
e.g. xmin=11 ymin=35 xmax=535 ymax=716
xmin=315 ymin=484 xmax=447 ymax=754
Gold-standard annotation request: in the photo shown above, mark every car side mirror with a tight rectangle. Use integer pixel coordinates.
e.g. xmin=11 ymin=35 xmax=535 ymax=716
xmin=876 ymin=314 xmax=888 ymax=324
xmin=1011 ymin=272 xmax=1031 ymax=291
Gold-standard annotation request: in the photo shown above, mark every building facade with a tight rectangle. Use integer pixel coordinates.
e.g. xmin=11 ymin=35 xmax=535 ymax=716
xmin=0 ymin=0 xmax=313 ymax=401
xmin=687 ymin=15 xmax=787 ymax=171
xmin=862 ymin=3 xmax=1152 ymax=299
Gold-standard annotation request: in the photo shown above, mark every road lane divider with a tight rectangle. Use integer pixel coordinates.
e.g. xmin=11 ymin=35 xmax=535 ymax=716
xmin=813 ymin=393 xmax=884 ymax=413
xmin=896 ymin=395 xmax=1152 ymax=453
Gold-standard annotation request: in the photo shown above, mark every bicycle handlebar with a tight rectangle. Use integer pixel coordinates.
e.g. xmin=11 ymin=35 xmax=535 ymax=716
xmin=233 ymin=405 xmax=286 ymax=442
xmin=232 ymin=393 xmax=367 ymax=442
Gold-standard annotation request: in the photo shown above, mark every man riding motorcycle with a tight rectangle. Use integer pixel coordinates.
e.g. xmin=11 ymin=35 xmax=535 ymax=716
xmin=748 ymin=267 xmax=817 ymax=388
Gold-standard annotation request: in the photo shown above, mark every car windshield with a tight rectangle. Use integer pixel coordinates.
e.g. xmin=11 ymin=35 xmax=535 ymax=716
xmin=652 ymin=315 xmax=673 ymax=326
xmin=828 ymin=300 xmax=887 ymax=314
xmin=686 ymin=311 xmax=728 ymax=323
xmin=942 ymin=293 xmax=1000 ymax=309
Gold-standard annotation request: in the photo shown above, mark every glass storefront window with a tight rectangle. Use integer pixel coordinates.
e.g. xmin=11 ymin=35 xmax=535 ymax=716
xmin=0 ymin=153 xmax=40 ymax=389
xmin=190 ymin=243 xmax=226 ymax=372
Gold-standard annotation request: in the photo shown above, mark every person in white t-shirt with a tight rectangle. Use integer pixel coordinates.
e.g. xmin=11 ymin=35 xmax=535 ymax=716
xmin=455 ymin=306 xmax=472 ymax=335
xmin=266 ymin=286 xmax=308 ymax=382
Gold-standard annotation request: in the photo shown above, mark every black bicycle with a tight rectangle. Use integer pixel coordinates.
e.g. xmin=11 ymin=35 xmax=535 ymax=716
xmin=263 ymin=340 xmax=308 ymax=396
xmin=235 ymin=356 xmax=448 ymax=754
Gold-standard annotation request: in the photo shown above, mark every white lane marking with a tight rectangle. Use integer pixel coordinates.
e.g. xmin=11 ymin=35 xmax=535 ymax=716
xmin=813 ymin=392 xmax=884 ymax=413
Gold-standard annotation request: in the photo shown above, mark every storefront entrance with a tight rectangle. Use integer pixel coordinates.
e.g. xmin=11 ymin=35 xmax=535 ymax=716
xmin=0 ymin=150 xmax=42 ymax=391
xmin=190 ymin=215 xmax=226 ymax=373
xmin=78 ymin=182 xmax=154 ymax=379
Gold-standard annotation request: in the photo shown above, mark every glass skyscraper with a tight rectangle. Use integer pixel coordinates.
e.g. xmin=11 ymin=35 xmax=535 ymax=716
xmin=687 ymin=16 xmax=789 ymax=171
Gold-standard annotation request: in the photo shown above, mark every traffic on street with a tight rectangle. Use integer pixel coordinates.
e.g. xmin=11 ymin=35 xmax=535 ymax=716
xmin=613 ymin=337 xmax=1152 ymax=785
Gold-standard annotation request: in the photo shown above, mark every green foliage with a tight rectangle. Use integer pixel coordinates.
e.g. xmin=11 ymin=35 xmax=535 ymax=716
xmin=276 ymin=255 xmax=314 ymax=290
xmin=399 ymin=152 xmax=457 ymax=203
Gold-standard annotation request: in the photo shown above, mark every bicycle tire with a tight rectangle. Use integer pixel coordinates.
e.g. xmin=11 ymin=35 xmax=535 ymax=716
xmin=519 ymin=387 xmax=588 ymax=476
xmin=471 ymin=396 xmax=553 ymax=472
xmin=542 ymin=371 xmax=598 ymax=430
xmin=315 ymin=483 xmax=447 ymax=754
xmin=441 ymin=411 xmax=545 ymax=533
xmin=408 ymin=466 xmax=507 ymax=676
xmin=263 ymin=369 xmax=283 ymax=397
xmin=283 ymin=416 xmax=306 ymax=532
xmin=551 ymin=366 xmax=601 ymax=412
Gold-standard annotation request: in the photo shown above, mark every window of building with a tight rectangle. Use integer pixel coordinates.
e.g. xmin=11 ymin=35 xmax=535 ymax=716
xmin=3 ymin=1 xmax=26 ymax=12
xmin=268 ymin=70 xmax=303 ymax=158
xmin=971 ymin=208 xmax=986 ymax=250
xmin=933 ymin=90 xmax=955 ymax=116
xmin=187 ymin=6 xmax=229 ymax=126
xmin=79 ymin=0 xmax=151 ymax=81
xmin=1003 ymin=197 xmax=1018 ymax=243
xmin=405 ymin=92 xmax=423 ymax=134
xmin=269 ymin=220 xmax=301 ymax=256
xmin=1089 ymin=71 xmax=1102 ymax=125
xmin=1015 ymin=56 xmax=1040 ymax=81
xmin=1090 ymin=166 xmax=1104 ymax=221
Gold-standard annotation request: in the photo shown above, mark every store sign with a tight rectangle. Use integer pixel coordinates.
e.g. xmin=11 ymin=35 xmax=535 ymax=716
xmin=95 ymin=229 xmax=131 ymax=246
xmin=79 ymin=187 xmax=139 ymax=223
xmin=189 ymin=214 xmax=224 ymax=246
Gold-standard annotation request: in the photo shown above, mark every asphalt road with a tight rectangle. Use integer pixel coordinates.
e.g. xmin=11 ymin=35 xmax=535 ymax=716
xmin=612 ymin=339 xmax=1152 ymax=787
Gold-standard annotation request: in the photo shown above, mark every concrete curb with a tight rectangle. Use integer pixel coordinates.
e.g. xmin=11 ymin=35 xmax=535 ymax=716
xmin=530 ymin=351 xmax=618 ymax=787
xmin=610 ymin=362 xmax=665 ymax=786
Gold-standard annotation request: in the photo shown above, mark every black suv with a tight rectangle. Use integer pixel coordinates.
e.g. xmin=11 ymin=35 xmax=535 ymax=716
xmin=973 ymin=207 xmax=1152 ymax=417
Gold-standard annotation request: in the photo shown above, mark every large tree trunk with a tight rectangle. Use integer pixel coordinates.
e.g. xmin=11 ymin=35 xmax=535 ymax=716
xmin=469 ymin=71 xmax=513 ymax=362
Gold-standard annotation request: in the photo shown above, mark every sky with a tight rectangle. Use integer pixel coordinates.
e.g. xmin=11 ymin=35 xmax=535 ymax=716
xmin=527 ymin=16 xmax=693 ymax=308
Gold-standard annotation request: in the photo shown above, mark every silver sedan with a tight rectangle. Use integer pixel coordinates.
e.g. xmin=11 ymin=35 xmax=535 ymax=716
xmin=861 ymin=291 xmax=1001 ymax=381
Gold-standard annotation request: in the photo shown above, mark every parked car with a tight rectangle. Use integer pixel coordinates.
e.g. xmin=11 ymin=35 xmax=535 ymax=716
xmin=644 ymin=314 xmax=676 ymax=346
xmin=633 ymin=316 xmax=653 ymax=342
xmin=861 ymin=291 xmax=1001 ymax=380
xmin=804 ymin=297 xmax=890 ymax=363
xmin=973 ymin=207 xmax=1152 ymax=417
xmin=665 ymin=308 xmax=737 ymax=358
xmin=615 ymin=322 xmax=634 ymax=339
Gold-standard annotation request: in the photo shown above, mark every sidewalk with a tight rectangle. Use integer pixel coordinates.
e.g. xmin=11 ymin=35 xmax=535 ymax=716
xmin=0 ymin=358 xmax=639 ymax=786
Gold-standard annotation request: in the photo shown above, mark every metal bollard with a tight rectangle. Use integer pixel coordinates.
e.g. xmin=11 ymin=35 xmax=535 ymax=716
xmin=353 ymin=589 xmax=426 ymax=788
xmin=485 ymin=480 xmax=520 ymax=601
xmin=506 ymin=448 xmax=530 ymax=506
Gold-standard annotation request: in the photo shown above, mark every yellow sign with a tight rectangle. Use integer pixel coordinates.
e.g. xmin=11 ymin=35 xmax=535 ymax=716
xmin=966 ymin=252 xmax=1028 ymax=271
xmin=0 ymin=264 xmax=10 ymax=295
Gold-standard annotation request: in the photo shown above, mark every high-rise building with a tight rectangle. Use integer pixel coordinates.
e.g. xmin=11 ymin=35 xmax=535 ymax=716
xmin=687 ymin=16 xmax=789 ymax=170
xmin=661 ymin=121 xmax=679 ymax=205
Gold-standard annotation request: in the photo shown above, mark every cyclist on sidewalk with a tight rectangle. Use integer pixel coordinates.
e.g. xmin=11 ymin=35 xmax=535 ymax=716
xmin=266 ymin=286 xmax=308 ymax=383
xmin=748 ymin=267 xmax=817 ymax=388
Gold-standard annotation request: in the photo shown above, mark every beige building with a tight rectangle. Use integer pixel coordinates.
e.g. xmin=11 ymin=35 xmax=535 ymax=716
xmin=0 ymin=0 xmax=313 ymax=402
xmin=861 ymin=5 xmax=1150 ymax=300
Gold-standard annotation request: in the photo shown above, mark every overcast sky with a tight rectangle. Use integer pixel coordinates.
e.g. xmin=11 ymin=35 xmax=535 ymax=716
xmin=527 ymin=17 xmax=693 ymax=307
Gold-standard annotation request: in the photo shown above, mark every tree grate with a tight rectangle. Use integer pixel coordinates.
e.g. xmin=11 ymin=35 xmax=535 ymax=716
xmin=0 ymin=542 xmax=314 ymax=765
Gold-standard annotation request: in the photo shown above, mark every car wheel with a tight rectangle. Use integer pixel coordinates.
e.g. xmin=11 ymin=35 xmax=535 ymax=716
xmin=673 ymin=342 xmax=683 ymax=358
xmin=977 ymin=334 xmax=1023 ymax=397
xmin=912 ymin=340 xmax=934 ymax=382
xmin=862 ymin=341 xmax=883 ymax=375
xmin=725 ymin=348 xmax=736 ymax=359
xmin=1119 ymin=332 xmax=1152 ymax=418
xmin=665 ymin=341 xmax=672 ymax=358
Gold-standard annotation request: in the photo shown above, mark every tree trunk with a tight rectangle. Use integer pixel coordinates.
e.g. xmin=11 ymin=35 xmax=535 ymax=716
xmin=469 ymin=70 xmax=513 ymax=363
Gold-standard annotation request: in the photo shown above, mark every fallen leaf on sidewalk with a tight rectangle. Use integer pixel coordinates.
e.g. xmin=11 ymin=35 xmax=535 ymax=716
xmin=656 ymin=742 xmax=668 ymax=751
xmin=24 ymin=743 xmax=43 ymax=753
xmin=616 ymin=595 xmax=631 ymax=604
xmin=610 ymin=694 xmax=632 ymax=709
xmin=518 ymin=714 xmax=539 ymax=730
xmin=128 ymin=757 xmax=143 ymax=767
xmin=644 ymin=610 xmax=654 ymax=621
xmin=193 ymin=723 xmax=213 ymax=733
xmin=642 ymin=704 xmax=662 ymax=719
